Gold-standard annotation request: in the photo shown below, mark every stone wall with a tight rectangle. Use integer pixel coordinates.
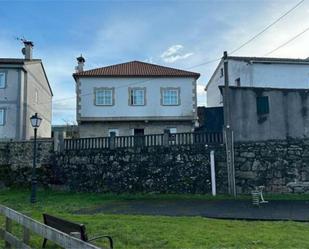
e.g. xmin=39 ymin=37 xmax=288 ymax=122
xmin=0 ymin=140 xmax=54 ymax=186
xmin=54 ymin=145 xmax=227 ymax=193
xmin=234 ymin=139 xmax=309 ymax=194
xmin=0 ymin=138 xmax=308 ymax=194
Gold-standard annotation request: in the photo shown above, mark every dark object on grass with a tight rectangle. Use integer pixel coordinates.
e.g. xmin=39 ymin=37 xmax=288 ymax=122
xmin=42 ymin=213 xmax=113 ymax=249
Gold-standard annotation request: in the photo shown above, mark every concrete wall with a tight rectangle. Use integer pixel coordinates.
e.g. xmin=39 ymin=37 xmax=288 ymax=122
xmin=0 ymin=67 xmax=22 ymax=140
xmin=206 ymin=59 xmax=309 ymax=107
xmin=207 ymin=60 xmax=250 ymax=107
xmin=226 ymin=86 xmax=309 ymax=142
xmin=24 ymin=63 xmax=52 ymax=139
xmin=78 ymin=77 xmax=197 ymax=120
xmin=0 ymin=62 xmax=52 ymax=140
xmin=79 ymin=120 xmax=194 ymax=137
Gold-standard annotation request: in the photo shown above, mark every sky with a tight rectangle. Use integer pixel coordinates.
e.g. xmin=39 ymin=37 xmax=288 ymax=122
xmin=1 ymin=0 xmax=309 ymax=125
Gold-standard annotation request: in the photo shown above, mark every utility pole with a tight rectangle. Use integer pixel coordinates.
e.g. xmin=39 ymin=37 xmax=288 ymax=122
xmin=223 ymin=51 xmax=236 ymax=197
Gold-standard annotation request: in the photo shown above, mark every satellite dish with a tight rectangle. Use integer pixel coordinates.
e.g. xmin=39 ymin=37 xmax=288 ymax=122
xmin=21 ymin=47 xmax=26 ymax=55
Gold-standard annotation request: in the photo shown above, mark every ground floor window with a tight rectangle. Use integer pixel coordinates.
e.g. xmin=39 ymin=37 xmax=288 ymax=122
xmin=108 ymin=128 xmax=119 ymax=136
xmin=0 ymin=109 xmax=5 ymax=125
xmin=168 ymin=127 xmax=177 ymax=134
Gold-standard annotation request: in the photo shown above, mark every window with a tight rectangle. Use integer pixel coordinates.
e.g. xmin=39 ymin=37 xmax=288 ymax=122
xmin=235 ymin=78 xmax=241 ymax=87
xmin=95 ymin=88 xmax=114 ymax=106
xmin=130 ymin=88 xmax=145 ymax=106
xmin=0 ymin=72 xmax=6 ymax=88
xmin=162 ymin=88 xmax=180 ymax=106
xmin=108 ymin=129 xmax=119 ymax=136
xmin=0 ymin=109 xmax=5 ymax=125
xmin=256 ymin=96 xmax=269 ymax=115
xmin=168 ymin=128 xmax=177 ymax=134
xmin=220 ymin=68 xmax=224 ymax=78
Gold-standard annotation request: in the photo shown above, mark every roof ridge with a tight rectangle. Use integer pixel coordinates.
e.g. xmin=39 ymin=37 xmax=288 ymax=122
xmin=227 ymin=56 xmax=309 ymax=61
xmin=74 ymin=60 xmax=200 ymax=79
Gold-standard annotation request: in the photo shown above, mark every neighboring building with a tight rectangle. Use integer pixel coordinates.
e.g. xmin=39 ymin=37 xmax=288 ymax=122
xmin=0 ymin=41 xmax=53 ymax=140
xmin=220 ymin=86 xmax=309 ymax=141
xmin=206 ymin=56 xmax=309 ymax=107
xmin=52 ymin=125 xmax=79 ymax=139
xmin=73 ymin=58 xmax=200 ymax=137
xmin=196 ymin=106 xmax=223 ymax=132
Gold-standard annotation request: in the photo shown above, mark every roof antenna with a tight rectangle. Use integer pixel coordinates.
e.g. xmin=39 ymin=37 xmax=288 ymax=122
xmin=15 ymin=36 xmax=27 ymax=43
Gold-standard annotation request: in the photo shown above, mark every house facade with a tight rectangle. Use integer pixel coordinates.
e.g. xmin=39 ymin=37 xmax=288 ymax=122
xmin=206 ymin=56 xmax=309 ymax=107
xmin=0 ymin=41 xmax=53 ymax=140
xmin=73 ymin=59 xmax=200 ymax=137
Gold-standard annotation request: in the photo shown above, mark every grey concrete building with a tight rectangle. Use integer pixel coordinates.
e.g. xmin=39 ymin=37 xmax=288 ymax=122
xmin=221 ymin=86 xmax=309 ymax=142
xmin=0 ymin=41 xmax=53 ymax=140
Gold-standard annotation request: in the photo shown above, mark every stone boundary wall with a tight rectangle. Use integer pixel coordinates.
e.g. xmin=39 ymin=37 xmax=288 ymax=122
xmin=54 ymin=145 xmax=227 ymax=193
xmin=0 ymin=140 xmax=54 ymax=187
xmin=0 ymin=139 xmax=308 ymax=194
xmin=234 ymin=140 xmax=309 ymax=194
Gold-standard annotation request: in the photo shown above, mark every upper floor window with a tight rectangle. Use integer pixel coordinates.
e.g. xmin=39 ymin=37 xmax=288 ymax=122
xmin=95 ymin=88 xmax=114 ymax=106
xmin=0 ymin=72 xmax=6 ymax=88
xmin=35 ymin=89 xmax=39 ymax=104
xmin=130 ymin=88 xmax=145 ymax=106
xmin=235 ymin=78 xmax=241 ymax=87
xmin=220 ymin=68 xmax=224 ymax=78
xmin=0 ymin=109 xmax=5 ymax=125
xmin=161 ymin=88 xmax=180 ymax=106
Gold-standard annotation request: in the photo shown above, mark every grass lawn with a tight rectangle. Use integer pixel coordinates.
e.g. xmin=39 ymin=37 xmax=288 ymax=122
xmin=0 ymin=189 xmax=309 ymax=249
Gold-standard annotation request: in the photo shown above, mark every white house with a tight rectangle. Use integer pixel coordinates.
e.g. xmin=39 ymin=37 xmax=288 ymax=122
xmin=0 ymin=41 xmax=53 ymax=140
xmin=206 ymin=56 xmax=309 ymax=107
xmin=73 ymin=58 xmax=200 ymax=137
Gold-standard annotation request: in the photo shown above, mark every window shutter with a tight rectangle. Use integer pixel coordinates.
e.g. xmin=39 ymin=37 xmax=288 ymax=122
xmin=256 ymin=96 xmax=269 ymax=115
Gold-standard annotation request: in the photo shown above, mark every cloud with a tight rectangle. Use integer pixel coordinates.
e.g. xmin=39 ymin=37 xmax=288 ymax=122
xmin=160 ymin=45 xmax=194 ymax=63
xmin=197 ymin=84 xmax=205 ymax=95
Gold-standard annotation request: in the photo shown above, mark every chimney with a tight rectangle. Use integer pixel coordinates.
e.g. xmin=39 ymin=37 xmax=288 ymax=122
xmin=22 ymin=40 xmax=34 ymax=60
xmin=75 ymin=55 xmax=85 ymax=72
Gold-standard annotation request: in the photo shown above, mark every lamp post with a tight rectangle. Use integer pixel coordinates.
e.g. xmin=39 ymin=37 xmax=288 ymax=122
xmin=30 ymin=113 xmax=42 ymax=203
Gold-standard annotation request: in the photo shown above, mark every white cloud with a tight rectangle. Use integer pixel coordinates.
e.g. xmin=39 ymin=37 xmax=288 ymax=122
xmin=160 ymin=45 xmax=193 ymax=63
xmin=197 ymin=84 xmax=205 ymax=95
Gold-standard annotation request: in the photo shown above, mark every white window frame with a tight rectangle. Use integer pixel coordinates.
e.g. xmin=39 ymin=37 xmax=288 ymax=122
xmin=0 ymin=109 xmax=5 ymax=126
xmin=108 ymin=128 xmax=119 ymax=136
xmin=161 ymin=88 xmax=180 ymax=106
xmin=94 ymin=87 xmax=114 ymax=106
xmin=0 ymin=72 xmax=7 ymax=89
xmin=168 ymin=128 xmax=177 ymax=134
xmin=130 ymin=88 xmax=145 ymax=106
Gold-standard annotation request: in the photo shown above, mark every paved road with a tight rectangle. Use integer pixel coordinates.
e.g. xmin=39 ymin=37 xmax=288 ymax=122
xmin=75 ymin=199 xmax=309 ymax=221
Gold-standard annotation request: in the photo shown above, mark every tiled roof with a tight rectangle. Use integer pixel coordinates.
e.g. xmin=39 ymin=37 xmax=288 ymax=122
xmin=227 ymin=56 xmax=309 ymax=64
xmin=73 ymin=60 xmax=200 ymax=79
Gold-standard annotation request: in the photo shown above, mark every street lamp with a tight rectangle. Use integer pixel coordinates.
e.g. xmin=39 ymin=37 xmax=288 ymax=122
xmin=30 ymin=113 xmax=42 ymax=203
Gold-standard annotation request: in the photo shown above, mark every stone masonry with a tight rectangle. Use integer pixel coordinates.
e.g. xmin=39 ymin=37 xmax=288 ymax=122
xmin=0 ymin=138 xmax=308 ymax=194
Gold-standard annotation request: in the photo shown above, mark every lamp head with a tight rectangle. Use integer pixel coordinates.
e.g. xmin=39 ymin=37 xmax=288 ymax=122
xmin=30 ymin=113 xmax=42 ymax=128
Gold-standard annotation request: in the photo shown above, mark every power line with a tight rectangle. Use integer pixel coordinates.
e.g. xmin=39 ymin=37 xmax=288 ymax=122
xmin=265 ymin=26 xmax=309 ymax=56
xmin=44 ymin=58 xmax=222 ymax=106
xmin=230 ymin=0 xmax=305 ymax=54
xmin=45 ymin=0 xmax=306 ymax=106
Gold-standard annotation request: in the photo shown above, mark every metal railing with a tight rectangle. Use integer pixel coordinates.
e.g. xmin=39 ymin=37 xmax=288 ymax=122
xmin=63 ymin=131 xmax=223 ymax=151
